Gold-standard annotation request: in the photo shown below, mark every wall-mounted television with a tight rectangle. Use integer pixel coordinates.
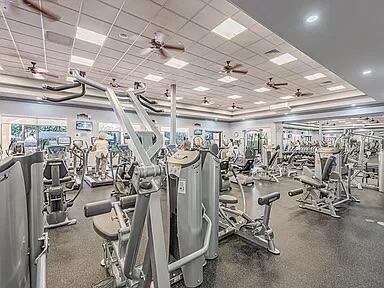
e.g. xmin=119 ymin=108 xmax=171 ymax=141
xmin=76 ymin=121 xmax=93 ymax=131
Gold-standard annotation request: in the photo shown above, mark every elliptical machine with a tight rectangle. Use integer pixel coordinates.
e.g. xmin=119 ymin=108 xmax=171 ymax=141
xmin=43 ymin=141 xmax=86 ymax=228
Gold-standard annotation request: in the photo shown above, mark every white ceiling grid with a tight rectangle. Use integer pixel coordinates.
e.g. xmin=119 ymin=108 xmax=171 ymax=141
xmin=0 ymin=0 xmax=365 ymax=117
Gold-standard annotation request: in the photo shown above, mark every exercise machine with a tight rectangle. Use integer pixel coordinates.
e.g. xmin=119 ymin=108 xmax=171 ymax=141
xmin=289 ymin=147 xmax=359 ymax=218
xmin=43 ymin=143 xmax=86 ymax=228
xmin=0 ymin=152 xmax=48 ymax=288
xmin=43 ymin=70 xmax=215 ymax=288
xmin=219 ymin=169 xmax=280 ymax=254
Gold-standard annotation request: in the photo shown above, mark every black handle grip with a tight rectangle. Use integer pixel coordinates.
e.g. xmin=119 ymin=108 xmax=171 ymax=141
xmin=84 ymin=199 xmax=112 ymax=217
xmin=288 ymin=188 xmax=304 ymax=197
xmin=120 ymin=195 xmax=137 ymax=209
xmin=258 ymin=192 xmax=280 ymax=205
xmin=138 ymin=97 xmax=164 ymax=113
xmin=42 ymin=81 xmax=81 ymax=91
xmin=43 ymin=83 xmax=86 ymax=102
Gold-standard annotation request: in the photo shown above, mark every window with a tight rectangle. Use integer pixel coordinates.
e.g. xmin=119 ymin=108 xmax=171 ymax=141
xmin=160 ymin=127 xmax=189 ymax=146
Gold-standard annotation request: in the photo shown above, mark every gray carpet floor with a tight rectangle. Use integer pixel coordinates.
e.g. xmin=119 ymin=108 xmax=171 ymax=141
xmin=47 ymin=177 xmax=384 ymax=288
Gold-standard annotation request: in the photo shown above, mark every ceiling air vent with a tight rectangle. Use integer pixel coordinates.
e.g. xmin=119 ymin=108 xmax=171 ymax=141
xmin=320 ymin=80 xmax=333 ymax=86
xmin=220 ymin=84 xmax=236 ymax=89
xmin=264 ymin=49 xmax=280 ymax=55
xmin=46 ymin=31 xmax=74 ymax=47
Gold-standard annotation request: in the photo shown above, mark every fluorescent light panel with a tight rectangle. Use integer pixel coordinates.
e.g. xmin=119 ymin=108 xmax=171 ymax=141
xmin=327 ymin=85 xmax=346 ymax=91
xmin=304 ymin=72 xmax=326 ymax=80
xmin=144 ymin=74 xmax=163 ymax=82
xmin=70 ymin=55 xmax=95 ymax=66
xmin=362 ymin=70 xmax=372 ymax=75
xmin=0 ymin=64 xmax=3 ymax=70
xmin=76 ymin=27 xmax=107 ymax=46
xmin=228 ymin=95 xmax=242 ymax=99
xmin=306 ymin=15 xmax=319 ymax=23
xmin=212 ymin=18 xmax=247 ymax=40
xmin=218 ymin=76 xmax=237 ymax=83
xmin=254 ymin=87 xmax=270 ymax=93
xmin=193 ymin=86 xmax=210 ymax=92
xmin=254 ymin=101 xmax=266 ymax=105
xmin=270 ymin=53 xmax=297 ymax=65
xmin=164 ymin=58 xmax=189 ymax=69
xmin=280 ymin=95 xmax=295 ymax=100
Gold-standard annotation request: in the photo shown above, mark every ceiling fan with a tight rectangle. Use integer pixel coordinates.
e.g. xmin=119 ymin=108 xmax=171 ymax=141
xmin=3 ymin=0 xmax=61 ymax=21
xmin=229 ymin=102 xmax=243 ymax=110
xmin=202 ymin=97 xmax=213 ymax=106
xmin=140 ymin=31 xmax=185 ymax=59
xmin=164 ymin=89 xmax=170 ymax=98
xmin=220 ymin=60 xmax=248 ymax=75
xmin=266 ymin=77 xmax=288 ymax=89
xmin=27 ymin=61 xmax=58 ymax=78
xmin=295 ymin=88 xmax=314 ymax=97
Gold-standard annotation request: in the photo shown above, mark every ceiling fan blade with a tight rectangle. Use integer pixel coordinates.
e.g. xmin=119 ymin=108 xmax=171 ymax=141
xmin=301 ymin=92 xmax=314 ymax=96
xmin=237 ymin=106 xmax=244 ymax=109
xmin=232 ymin=69 xmax=248 ymax=74
xmin=272 ymin=86 xmax=279 ymax=90
xmin=140 ymin=47 xmax=153 ymax=56
xmin=154 ymin=31 xmax=166 ymax=43
xmin=231 ymin=63 xmax=242 ymax=70
xmin=22 ymin=0 xmax=61 ymax=21
xmin=163 ymin=43 xmax=185 ymax=51
xmin=159 ymin=48 xmax=170 ymax=59
xmin=274 ymin=82 xmax=288 ymax=86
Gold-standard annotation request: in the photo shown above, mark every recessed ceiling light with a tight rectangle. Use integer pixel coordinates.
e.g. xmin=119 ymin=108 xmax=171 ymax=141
xmin=66 ymin=76 xmax=76 ymax=82
xmin=212 ymin=18 xmax=247 ymax=40
xmin=270 ymin=53 xmax=297 ymax=65
xmin=0 ymin=64 xmax=4 ymax=71
xmin=144 ymin=74 xmax=163 ymax=82
xmin=36 ymin=96 xmax=42 ymax=100
xmin=351 ymin=104 xmax=356 ymax=107
xmin=164 ymin=58 xmax=189 ymax=69
xmin=327 ymin=85 xmax=346 ymax=91
xmin=254 ymin=101 xmax=266 ymax=105
xmin=70 ymin=55 xmax=95 ymax=66
xmin=280 ymin=95 xmax=295 ymax=100
xmin=304 ymin=72 xmax=326 ymax=80
xmin=32 ymin=73 xmax=45 ymax=80
xmin=218 ymin=76 xmax=238 ymax=83
xmin=174 ymin=97 xmax=183 ymax=100
xmin=76 ymin=27 xmax=107 ymax=46
xmin=306 ymin=15 xmax=319 ymax=23
xmin=254 ymin=87 xmax=270 ymax=93
xmin=193 ymin=86 xmax=210 ymax=92
xmin=228 ymin=95 xmax=242 ymax=99
xmin=284 ymin=112 xmax=289 ymax=115
xmin=362 ymin=69 xmax=372 ymax=75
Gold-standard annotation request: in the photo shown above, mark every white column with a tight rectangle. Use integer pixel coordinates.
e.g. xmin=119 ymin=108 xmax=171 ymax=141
xmin=170 ymin=84 xmax=177 ymax=145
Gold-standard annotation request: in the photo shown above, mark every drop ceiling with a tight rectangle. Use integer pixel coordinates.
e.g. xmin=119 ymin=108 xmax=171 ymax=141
xmin=0 ymin=0 xmax=375 ymax=121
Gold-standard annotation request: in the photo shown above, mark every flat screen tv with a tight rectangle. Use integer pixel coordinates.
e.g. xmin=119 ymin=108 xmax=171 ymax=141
xmin=76 ymin=121 xmax=93 ymax=131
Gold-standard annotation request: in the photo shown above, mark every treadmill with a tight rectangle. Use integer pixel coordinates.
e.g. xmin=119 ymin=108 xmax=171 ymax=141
xmin=84 ymin=137 xmax=114 ymax=188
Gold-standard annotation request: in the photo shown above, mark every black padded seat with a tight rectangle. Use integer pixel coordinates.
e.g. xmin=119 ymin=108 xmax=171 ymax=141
xmin=219 ymin=195 xmax=238 ymax=204
xmin=43 ymin=175 xmax=73 ymax=185
xmin=93 ymin=212 xmax=121 ymax=241
xmin=294 ymin=175 xmax=325 ymax=188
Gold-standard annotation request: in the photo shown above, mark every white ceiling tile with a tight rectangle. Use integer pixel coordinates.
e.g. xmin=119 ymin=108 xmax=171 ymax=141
xmin=265 ymin=34 xmax=285 ymax=46
xmin=115 ymin=11 xmax=149 ymax=33
xmin=72 ymin=49 xmax=97 ymax=60
xmin=79 ymin=15 xmax=111 ymax=35
xmin=46 ymin=41 xmax=72 ymax=54
xmin=43 ymin=1 xmax=80 ymax=24
xmin=165 ymin=0 xmax=206 ymax=19
xmin=103 ymin=37 xmax=131 ymax=52
xmin=209 ymin=0 xmax=239 ymax=16
xmin=231 ymin=30 xmax=261 ymax=47
xmin=74 ymin=39 xmax=101 ymax=54
xmin=99 ymin=47 xmax=123 ymax=59
xmin=82 ymin=0 xmax=119 ymax=22
xmin=5 ymin=6 xmax=41 ymax=27
xmin=153 ymin=8 xmax=188 ymax=32
xmin=231 ymin=11 xmax=256 ymax=28
xmin=178 ymin=21 xmax=209 ymax=41
xmin=168 ymin=34 xmax=195 ymax=49
xmin=233 ymin=48 xmax=254 ymax=61
xmin=192 ymin=5 xmax=227 ymax=30
xmin=205 ymin=50 xmax=226 ymax=62
xmin=248 ymin=39 xmax=275 ymax=55
xmin=7 ymin=19 xmax=41 ymax=38
xmin=199 ymin=32 xmax=227 ymax=49
xmin=12 ymin=33 xmax=43 ymax=48
xmin=216 ymin=41 xmax=242 ymax=55
xmin=249 ymin=22 xmax=273 ymax=38
xmin=247 ymin=54 xmax=267 ymax=66
xmin=46 ymin=50 xmax=70 ymax=61
xmin=44 ymin=21 xmax=75 ymax=38
xmin=122 ymin=0 xmax=162 ymax=21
